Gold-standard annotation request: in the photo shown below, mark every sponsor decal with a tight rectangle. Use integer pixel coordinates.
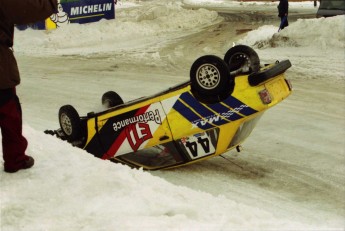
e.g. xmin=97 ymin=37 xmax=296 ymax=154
xmin=108 ymin=109 xmax=162 ymax=152
xmin=126 ymin=123 xmax=153 ymax=152
xmin=112 ymin=109 xmax=162 ymax=132
xmin=100 ymin=104 xmax=166 ymax=159
xmin=191 ymin=105 xmax=250 ymax=128
xmin=16 ymin=0 xmax=115 ymax=30
xmin=52 ymin=0 xmax=114 ymax=27
xmin=50 ymin=3 xmax=70 ymax=27
xmin=70 ymin=3 xmax=113 ymax=16
xmin=180 ymin=132 xmax=215 ymax=159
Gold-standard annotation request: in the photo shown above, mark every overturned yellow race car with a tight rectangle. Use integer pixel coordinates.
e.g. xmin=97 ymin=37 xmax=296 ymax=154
xmin=45 ymin=45 xmax=292 ymax=170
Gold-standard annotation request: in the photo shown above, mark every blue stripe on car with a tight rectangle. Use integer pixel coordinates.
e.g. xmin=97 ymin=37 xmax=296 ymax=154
xmin=207 ymin=102 xmax=243 ymax=121
xmin=223 ymin=96 xmax=258 ymax=116
xmin=173 ymin=99 xmax=214 ymax=130
xmin=173 ymin=92 xmax=258 ymax=130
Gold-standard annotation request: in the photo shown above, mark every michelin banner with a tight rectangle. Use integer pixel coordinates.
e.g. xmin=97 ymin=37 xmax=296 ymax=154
xmin=17 ymin=0 xmax=115 ymax=30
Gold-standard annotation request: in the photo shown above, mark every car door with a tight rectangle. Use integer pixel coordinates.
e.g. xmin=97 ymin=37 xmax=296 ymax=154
xmin=85 ymin=100 xmax=173 ymax=160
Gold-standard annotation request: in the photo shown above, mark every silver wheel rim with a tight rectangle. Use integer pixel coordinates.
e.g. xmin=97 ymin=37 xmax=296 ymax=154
xmin=196 ymin=63 xmax=220 ymax=90
xmin=60 ymin=113 xmax=72 ymax=135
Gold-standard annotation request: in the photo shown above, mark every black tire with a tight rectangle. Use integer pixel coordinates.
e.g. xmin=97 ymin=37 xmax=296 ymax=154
xmin=224 ymin=45 xmax=260 ymax=75
xmin=190 ymin=55 xmax=233 ymax=102
xmin=58 ymin=105 xmax=81 ymax=141
xmin=102 ymin=91 xmax=124 ymax=108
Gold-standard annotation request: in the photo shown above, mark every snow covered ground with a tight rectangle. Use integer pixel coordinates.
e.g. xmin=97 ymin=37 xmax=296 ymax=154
xmin=1 ymin=0 xmax=344 ymax=230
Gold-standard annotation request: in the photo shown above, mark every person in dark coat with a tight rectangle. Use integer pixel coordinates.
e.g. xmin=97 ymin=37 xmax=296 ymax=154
xmin=278 ymin=0 xmax=289 ymax=31
xmin=0 ymin=0 xmax=57 ymax=173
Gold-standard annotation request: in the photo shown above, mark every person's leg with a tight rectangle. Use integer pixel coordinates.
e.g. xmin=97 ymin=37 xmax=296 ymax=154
xmin=284 ymin=17 xmax=289 ymax=28
xmin=280 ymin=16 xmax=289 ymax=30
xmin=0 ymin=93 xmax=33 ymax=172
xmin=280 ymin=16 xmax=285 ymax=30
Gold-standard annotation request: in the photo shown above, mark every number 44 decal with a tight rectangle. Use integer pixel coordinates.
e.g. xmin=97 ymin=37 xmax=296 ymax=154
xmin=181 ymin=132 xmax=215 ymax=160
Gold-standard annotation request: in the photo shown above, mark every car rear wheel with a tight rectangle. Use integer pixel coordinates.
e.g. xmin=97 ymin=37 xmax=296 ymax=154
xmin=58 ymin=105 xmax=81 ymax=141
xmin=190 ymin=55 xmax=233 ymax=103
xmin=224 ymin=45 xmax=260 ymax=75
xmin=102 ymin=91 xmax=124 ymax=108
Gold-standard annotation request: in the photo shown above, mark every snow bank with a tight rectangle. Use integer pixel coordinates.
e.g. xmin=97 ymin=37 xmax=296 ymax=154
xmin=235 ymin=15 xmax=345 ymax=81
xmin=0 ymin=126 xmax=316 ymax=230
xmin=238 ymin=15 xmax=345 ymax=49
xmin=183 ymin=0 xmax=317 ymax=8
xmin=14 ymin=2 xmax=220 ymax=56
